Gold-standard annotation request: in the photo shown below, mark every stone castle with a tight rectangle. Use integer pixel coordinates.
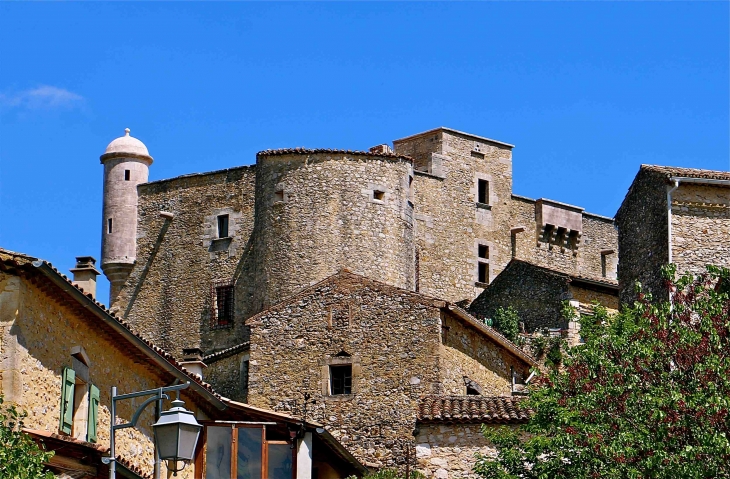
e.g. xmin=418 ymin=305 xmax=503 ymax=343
xmin=92 ymin=126 xmax=729 ymax=473
xmin=101 ymin=127 xmax=617 ymax=357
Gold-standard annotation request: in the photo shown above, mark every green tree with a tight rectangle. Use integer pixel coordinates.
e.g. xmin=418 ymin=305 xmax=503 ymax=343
xmin=492 ymin=306 xmax=520 ymax=342
xmin=474 ymin=265 xmax=730 ymax=478
xmin=0 ymin=396 xmax=54 ymax=479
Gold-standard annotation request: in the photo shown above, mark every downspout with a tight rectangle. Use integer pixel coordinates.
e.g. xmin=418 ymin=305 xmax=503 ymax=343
xmin=666 ymin=179 xmax=680 ymax=265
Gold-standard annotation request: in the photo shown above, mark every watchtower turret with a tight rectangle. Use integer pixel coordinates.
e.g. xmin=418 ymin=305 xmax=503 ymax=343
xmin=100 ymin=128 xmax=153 ymax=304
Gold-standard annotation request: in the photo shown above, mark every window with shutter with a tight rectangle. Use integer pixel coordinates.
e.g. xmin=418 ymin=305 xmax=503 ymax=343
xmin=59 ymin=367 xmax=75 ymax=434
xmin=87 ymin=384 xmax=99 ymax=442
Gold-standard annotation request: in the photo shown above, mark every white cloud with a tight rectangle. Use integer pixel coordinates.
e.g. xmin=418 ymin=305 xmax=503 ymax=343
xmin=0 ymin=85 xmax=84 ymax=109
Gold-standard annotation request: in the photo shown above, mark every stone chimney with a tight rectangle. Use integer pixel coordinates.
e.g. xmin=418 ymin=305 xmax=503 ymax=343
xmin=70 ymin=256 xmax=101 ymax=299
xmin=180 ymin=348 xmax=207 ymax=380
xmin=369 ymin=144 xmax=394 ymax=155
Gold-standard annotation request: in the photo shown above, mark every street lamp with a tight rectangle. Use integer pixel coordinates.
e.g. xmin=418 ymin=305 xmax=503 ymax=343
xmin=152 ymin=399 xmax=202 ymax=475
xmin=106 ymin=382 xmax=202 ymax=479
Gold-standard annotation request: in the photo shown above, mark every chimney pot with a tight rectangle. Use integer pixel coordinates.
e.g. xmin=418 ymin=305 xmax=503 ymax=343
xmin=70 ymin=256 xmax=101 ymax=299
xmin=180 ymin=347 xmax=207 ymax=379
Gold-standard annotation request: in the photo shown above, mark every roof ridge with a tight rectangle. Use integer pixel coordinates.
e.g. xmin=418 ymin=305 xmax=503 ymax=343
xmin=257 ymin=147 xmax=414 ymax=162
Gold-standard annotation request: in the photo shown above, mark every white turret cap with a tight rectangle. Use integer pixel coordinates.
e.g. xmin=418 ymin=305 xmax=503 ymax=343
xmin=101 ymin=128 xmax=153 ymax=163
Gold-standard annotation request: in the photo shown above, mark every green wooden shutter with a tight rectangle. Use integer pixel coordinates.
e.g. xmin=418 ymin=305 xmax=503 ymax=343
xmin=59 ymin=367 xmax=75 ymax=434
xmin=87 ymin=384 xmax=100 ymax=442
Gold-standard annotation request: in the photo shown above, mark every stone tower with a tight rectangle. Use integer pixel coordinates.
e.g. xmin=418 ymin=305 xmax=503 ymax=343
xmin=100 ymin=128 xmax=153 ymax=304
xmin=251 ymin=149 xmax=415 ymax=311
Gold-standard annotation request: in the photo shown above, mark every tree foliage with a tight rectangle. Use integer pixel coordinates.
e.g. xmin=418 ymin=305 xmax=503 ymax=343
xmin=492 ymin=306 xmax=521 ymax=342
xmin=0 ymin=396 xmax=54 ymax=479
xmin=475 ymin=266 xmax=730 ymax=478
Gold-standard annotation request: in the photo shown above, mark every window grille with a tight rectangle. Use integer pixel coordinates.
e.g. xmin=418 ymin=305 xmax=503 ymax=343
xmin=211 ymin=280 xmax=234 ymax=328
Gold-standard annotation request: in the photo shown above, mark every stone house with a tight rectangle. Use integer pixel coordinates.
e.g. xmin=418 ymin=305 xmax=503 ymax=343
xmin=616 ymin=165 xmax=730 ymax=304
xmin=415 ymin=396 xmax=530 ymax=479
xmin=468 ymin=259 xmax=619 ymax=343
xmin=199 ymin=270 xmax=537 ymax=470
xmin=0 ymin=248 xmax=365 ymax=479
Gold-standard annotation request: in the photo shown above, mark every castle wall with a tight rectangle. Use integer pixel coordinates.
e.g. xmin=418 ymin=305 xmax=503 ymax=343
xmin=397 ymin=130 xmax=515 ymax=303
xmin=252 ymin=151 xmax=415 ymax=311
xmin=508 ymin=196 xmax=617 ymax=280
xmin=115 ymin=166 xmax=256 ymax=358
xmin=246 ymin=273 xmax=442 ymax=468
xmin=615 ymin=170 xmax=670 ymax=304
xmin=0 ymin=271 xmax=200 ymax=479
xmin=671 ymin=183 xmax=730 ymax=277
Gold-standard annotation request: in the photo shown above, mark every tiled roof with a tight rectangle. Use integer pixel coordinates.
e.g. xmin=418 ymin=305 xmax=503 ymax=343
xmin=641 ymin=164 xmax=730 ymax=182
xmin=506 ymin=258 xmax=618 ymax=289
xmin=257 ymin=147 xmax=412 ymax=161
xmin=0 ymin=248 xmax=225 ymax=405
xmin=204 ymin=341 xmax=250 ymax=363
xmin=417 ymin=396 xmax=531 ymax=424
xmin=24 ymin=428 xmax=152 ymax=479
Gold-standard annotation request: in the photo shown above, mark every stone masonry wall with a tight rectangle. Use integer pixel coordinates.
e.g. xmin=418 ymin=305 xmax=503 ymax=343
xmin=509 ymin=196 xmax=617 ymax=280
xmin=204 ymin=348 xmax=249 ymax=403
xmin=469 ymin=261 xmax=571 ymax=333
xmin=615 ymin=169 xmax=670 ymax=305
xmin=115 ymin=166 xmax=256 ymax=358
xmin=0 ymin=272 xmax=200 ymax=479
xmin=440 ymin=312 xmax=529 ymax=397
xmin=415 ymin=423 xmax=501 ymax=479
xmin=252 ymin=152 xmax=415 ymax=312
xmin=247 ymin=273 xmax=442 ymax=468
xmin=671 ymin=183 xmax=730 ymax=277
xmin=397 ymin=130 xmax=515 ymax=304
xmin=568 ymin=284 xmax=619 ymax=313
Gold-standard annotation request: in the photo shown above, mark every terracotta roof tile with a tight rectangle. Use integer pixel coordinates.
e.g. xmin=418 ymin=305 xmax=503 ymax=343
xmin=203 ymin=341 xmax=250 ymax=363
xmin=641 ymin=164 xmax=730 ymax=182
xmin=257 ymin=147 xmax=412 ymax=161
xmin=0 ymin=248 xmax=224 ymax=402
xmin=418 ymin=396 xmax=531 ymax=424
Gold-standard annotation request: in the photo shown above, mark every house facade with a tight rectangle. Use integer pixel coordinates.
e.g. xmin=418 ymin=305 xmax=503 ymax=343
xmin=0 ymin=248 xmax=365 ymax=479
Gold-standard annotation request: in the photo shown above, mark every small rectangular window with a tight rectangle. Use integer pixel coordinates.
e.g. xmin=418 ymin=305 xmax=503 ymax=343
xmin=373 ymin=190 xmax=385 ymax=201
xmin=478 ymin=179 xmax=489 ymax=204
xmin=217 ymin=214 xmax=229 ymax=238
xmin=212 ymin=281 xmax=234 ymax=328
xmin=107 ymin=218 xmax=113 ymax=234
xmin=274 ymin=190 xmax=284 ymax=202
xmin=478 ymin=262 xmax=489 ymax=284
xmin=330 ymin=365 xmax=352 ymax=395
xmin=478 ymin=244 xmax=489 ymax=259
xmin=124 ymin=170 xmax=130 ymax=181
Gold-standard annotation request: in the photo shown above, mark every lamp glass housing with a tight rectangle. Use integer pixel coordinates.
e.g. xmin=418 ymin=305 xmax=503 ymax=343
xmin=153 ymin=399 xmax=202 ymax=464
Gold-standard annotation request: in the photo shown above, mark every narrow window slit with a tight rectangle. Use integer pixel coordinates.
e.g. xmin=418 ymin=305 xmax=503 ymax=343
xmin=477 ymin=179 xmax=489 ymax=204
xmin=217 ymin=214 xmax=229 ymax=238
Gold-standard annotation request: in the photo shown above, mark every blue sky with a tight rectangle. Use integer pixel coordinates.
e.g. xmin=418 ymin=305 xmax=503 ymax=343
xmin=1 ymin=2 xmax=728 ymax=307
